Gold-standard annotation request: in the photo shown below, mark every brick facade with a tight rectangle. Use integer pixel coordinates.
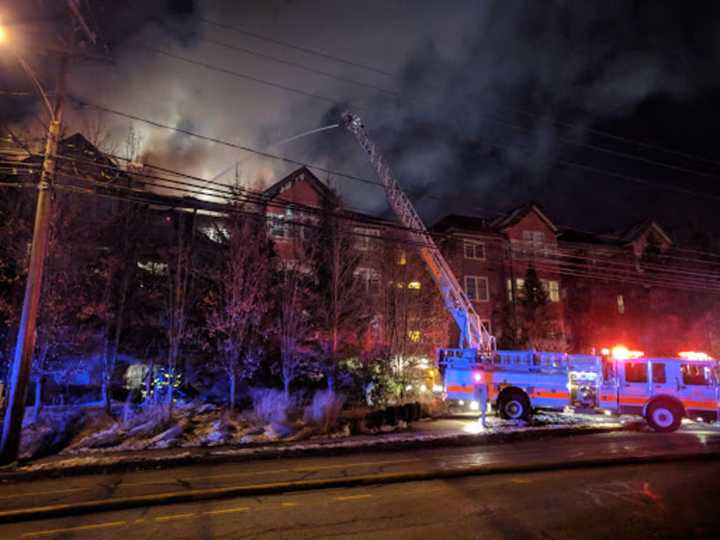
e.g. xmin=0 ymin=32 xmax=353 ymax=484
xmin=435 ymin=207 xmax=719 ymax=356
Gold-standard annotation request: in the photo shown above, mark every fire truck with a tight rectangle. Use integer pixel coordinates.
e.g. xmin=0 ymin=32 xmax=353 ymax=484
xmin=441 ymin=347 xmax=719 ymax=432
xmin=341 ymin=113 xmax=719 ymax=433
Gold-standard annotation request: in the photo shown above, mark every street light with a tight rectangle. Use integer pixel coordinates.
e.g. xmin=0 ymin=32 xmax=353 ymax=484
xmin=0 ymin=23 xmax=55 ymax=120
xmin=0 ymin=18 xmax=65 ymax=464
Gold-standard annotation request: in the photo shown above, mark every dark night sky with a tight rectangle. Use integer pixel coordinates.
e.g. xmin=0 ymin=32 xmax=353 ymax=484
xmin=2 ymin=0 xmax=720 ymax=241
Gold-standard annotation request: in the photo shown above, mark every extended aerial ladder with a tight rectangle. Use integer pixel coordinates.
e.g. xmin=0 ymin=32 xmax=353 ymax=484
xmin=341 ymin=112 xmax=495 ymax=359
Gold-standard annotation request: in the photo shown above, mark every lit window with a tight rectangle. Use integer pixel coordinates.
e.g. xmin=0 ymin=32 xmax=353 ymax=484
xmin=464 ymin=275 xmax=489 ymax=302
xmin=463 ymin=240 xmax=485 ymax=260
xmin=507 ymin=278 xmax=525 ymax=301
xmin=408 ymin=281 xmax=421 ymax=290
xmin=408 ymin=330 xmax=421 ymax=343
xmin=617 ymin=294 xmax=625 ymax=314
xmin=548 ymin=280 xmax=560 ymax=302
xmin=398 ymin=252 xmax=407 ymax=265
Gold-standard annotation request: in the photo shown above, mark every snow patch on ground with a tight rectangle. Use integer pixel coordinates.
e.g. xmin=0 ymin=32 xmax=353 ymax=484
xmin=9 ymin=402 xmax=633 ymax=471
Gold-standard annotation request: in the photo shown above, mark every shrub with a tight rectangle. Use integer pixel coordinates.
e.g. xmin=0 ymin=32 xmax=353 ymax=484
xmin=304 ymin=389 xmax=345 ymax=433
xmin=251 ymin=388 xmax=292 ymax=425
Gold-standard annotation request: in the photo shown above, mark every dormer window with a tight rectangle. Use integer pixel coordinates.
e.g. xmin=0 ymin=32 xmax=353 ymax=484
xmin=463 ymin=240 xmax=485 ymax=260
xmin=522 ymin=230 xmax=545 ymax=253
xmin=269 ymin=208 xmax=296 ymax=239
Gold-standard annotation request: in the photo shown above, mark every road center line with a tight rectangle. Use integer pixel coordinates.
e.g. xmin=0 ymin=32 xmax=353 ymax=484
xmin=293 ymin=458 xmax=419 ymax=472
xmin=334 ymin=494 xmax=373 ymax=501
xmin=155 ymin=512 xmax=195 ymax=522
xmin=203 ymin=506 xmax=250 ymax=516
xmin=20 ymin=520 xmax=127 ymax=538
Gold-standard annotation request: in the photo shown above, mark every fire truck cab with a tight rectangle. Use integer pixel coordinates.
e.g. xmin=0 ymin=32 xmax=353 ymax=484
xmin=598 ymin=355 xmax=720 ymax=432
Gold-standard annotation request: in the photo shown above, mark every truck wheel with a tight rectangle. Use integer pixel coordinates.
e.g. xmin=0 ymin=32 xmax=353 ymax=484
xmin=646 ymin=401 xmax=682 ymax=433
xmin=498 ymin=391 xmax=531 ymax=420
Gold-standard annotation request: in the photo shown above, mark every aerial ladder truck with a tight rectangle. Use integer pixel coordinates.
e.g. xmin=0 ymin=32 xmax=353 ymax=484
xmin=341 ymin=112 xmax=720 ymax=431
xmin=340 ymin=112 xmax=495 ymax=406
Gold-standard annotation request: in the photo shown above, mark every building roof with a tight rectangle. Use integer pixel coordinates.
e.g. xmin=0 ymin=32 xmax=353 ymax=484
xmin=432 ymin=214 xmax=496 ymax=234
xmin=262 ymin=166 xmax=336 ymax=202
xmin=558 ymin=220 xmax=673 ymax=252
xmin=433 ymin=203 xmax=558 ymax=235
xmin=556 ymin=228 xmax=624 ymax=246
xmin=617 ymin=219 xmax=672 ymax=246
xmin=491 ymin=202 xmax=558 ymax=233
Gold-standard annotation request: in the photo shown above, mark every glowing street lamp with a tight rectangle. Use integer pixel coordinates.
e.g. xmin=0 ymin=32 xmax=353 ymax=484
xmin=0 ymin=21 xmax=54 ymax=120
xmin=0 ymin=16 xmax=64 ymax=464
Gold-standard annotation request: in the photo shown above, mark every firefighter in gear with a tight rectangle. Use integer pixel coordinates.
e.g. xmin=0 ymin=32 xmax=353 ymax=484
xmin=475 ymin=382 xmax=488 ymax=428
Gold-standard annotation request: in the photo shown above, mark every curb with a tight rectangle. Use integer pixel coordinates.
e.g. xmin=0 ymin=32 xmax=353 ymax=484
xmin=0 ymin=449 xmax=717 ymax=524
xmin=0 ymin=424 xmax=624 ymax=483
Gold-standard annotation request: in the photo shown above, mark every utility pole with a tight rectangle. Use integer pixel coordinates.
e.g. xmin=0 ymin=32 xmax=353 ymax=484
xmin=0 ymin=0 xmax=99 ymax=465
xmin=0 ymin=39 xmax=70 ymax=468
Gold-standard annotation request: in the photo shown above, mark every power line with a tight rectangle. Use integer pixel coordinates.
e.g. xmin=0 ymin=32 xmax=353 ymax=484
xmin=489 ymin=113 xmax=720 ymax=184
xmin=199 ymin=17 xmax=394 ymax=78
xmin=141 ymin=39 xmax=720 ymax=185
xmin=50 ymin=181 xmax=720 ymax=294
xmin=36 ymin=163 xmax=720 ymax=289
xmin=140 ymin=45 xmax=344 ymax=106
xmin=199 ymin=15 xmax=720 ymax=173
xmin=198 ymin=35 xmax=398 ymax=96
xmin=7 ymin=161 xmax=720 ymax=294
xmin=81 ymin=37 xmax=720 ymax=200
xmin=72 ymin=97 xmax=720 ymax=210
xmin=69 ymin=97 xmax=387 ymax=189
xmin=45 ymin=116 xmax=720 ymax=271
xmin=58 ymin=147 xmax=720 ymax=271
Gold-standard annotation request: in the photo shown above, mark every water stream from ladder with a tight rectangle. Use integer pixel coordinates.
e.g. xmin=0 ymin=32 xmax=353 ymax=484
xmin=200 ymin=123 xmax=341 ymax=197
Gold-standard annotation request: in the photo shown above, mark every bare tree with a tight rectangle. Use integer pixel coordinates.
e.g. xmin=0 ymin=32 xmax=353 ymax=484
xmin=80 ymin=111 xmax=119 ymax=156
xmin=30 ymin=191 xmax=107 ymax=418
xmin=0 ymin=188 xmax=30 ymax=374
xmin=97 ymin=201 xmax=143 ymax=413
xmin=310 ymin=196 xmax=370 ymax=391
xmin=372 ymin=231 xmax=448 ymax=399
xmin=275 ymin=258 xmax=315 ymax=399
xmin=161 ymin=211 xmax=197 ymax=413
xmin=203 ymin=205 xmax=273 ymax=408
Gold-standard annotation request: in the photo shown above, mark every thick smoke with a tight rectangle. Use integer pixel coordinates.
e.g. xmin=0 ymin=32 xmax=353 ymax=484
xmin=3 ymin=1 xmax=720 ymax=234
xmin=301 ymin=1 xmax=720 ymax=233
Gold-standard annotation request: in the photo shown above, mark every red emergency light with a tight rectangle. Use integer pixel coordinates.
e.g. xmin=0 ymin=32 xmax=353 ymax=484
xmin=678 ymin=351 xmax=713 ymax=360
xmin=602 ymin=345 xmax=644 ymax=360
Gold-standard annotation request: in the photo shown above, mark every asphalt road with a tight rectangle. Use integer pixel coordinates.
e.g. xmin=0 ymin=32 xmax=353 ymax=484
xmin=0 ymin=423 xmax=718 ymax=538
xmin=1 ymin=459 xmax=718 ymax=539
